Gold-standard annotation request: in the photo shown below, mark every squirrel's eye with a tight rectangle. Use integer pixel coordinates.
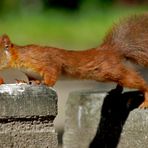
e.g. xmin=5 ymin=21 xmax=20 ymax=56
xmin=4 ymin=45 xmax=9 ymax=50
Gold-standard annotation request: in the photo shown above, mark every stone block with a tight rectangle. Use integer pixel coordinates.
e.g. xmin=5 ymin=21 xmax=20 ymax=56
xmin=63 ymin=87 xmax=148 ymax=148
xmin=0 ymin=84 xmax=58 ymax=148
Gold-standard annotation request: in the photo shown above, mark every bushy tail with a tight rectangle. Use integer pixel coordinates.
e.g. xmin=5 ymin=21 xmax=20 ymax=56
xmin=102 ymin=13 xmax=148 ymax=67
xmin=122 ymin=49 xmax=148 ymax=67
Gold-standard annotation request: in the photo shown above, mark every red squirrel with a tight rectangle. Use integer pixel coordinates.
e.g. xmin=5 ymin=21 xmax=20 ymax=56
xmin=0 ymin=13 xmax=148 ymax=108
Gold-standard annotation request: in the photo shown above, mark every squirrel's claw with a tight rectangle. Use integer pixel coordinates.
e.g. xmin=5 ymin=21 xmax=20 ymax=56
xmin=139 ymin=101 xmax=148 ymax=109
xmin=139 ymin=91 xmax=148 ymax=109
xmin=15 ymin=79 xmax=27 ymax=84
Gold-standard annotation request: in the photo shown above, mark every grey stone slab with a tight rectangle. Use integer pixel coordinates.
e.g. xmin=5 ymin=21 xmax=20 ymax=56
xmin=63 ymin=90 xmax=105 ymax=148
xmin=0 ymin=121 xmax=58 ymax=148
xmin=0 ymin=84 xmax=57 ymax=118
xmin=63 ymin=88 xmax=148 ymax=148
xmin=119 ymin=109 xmax=148 ymax=148
xmin=0 ymin=84 xmax=58 ymax=148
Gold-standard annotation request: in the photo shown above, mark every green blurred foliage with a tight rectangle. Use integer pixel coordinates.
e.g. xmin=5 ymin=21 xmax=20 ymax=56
xmin=0 ymin=0 xmax=147 ymax=50
xmin=0 ymin=0 xmax=20 ymax=14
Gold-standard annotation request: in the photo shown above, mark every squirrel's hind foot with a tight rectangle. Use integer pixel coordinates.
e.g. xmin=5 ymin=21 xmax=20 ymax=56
xmin=139 ymin=91 xmax=148 ymax=109
xmin=139 ymin=101 xmax=148 ymax=109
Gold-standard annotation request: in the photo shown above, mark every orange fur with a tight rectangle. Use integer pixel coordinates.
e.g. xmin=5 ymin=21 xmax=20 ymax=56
xmin=0 ymin=14 xmax=148 ymax=108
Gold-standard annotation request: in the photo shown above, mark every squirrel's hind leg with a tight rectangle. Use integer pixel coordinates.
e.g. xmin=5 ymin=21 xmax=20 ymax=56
xmin=104 ymin=65 xmax=148 ymax=108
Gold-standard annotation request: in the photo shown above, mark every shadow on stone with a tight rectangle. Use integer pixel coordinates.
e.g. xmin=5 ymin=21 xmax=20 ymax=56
xmin=89 ymin=85 xmax=144 ymax=148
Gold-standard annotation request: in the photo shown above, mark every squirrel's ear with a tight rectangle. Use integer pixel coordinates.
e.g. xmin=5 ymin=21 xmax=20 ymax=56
xmin=1 ymin=34 xmax=11 ymax=51
xmin=2 ymin=34 xmax=11 ymax=44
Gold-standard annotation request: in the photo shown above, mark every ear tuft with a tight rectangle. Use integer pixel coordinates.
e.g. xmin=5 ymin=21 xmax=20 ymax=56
xmin=0 ymin=34 xmax=11 ymax=50
xmin=2 ymin=34 xmax=11 ymax=45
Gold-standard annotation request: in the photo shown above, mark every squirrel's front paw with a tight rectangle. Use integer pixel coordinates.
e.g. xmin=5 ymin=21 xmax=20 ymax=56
xmin=0 ymin=78 xmax=4 ymax=84
xmin=29 ymin=80 xmax=41 ymax=85
xmin=15 ymin=79 xmax=27 ymax=84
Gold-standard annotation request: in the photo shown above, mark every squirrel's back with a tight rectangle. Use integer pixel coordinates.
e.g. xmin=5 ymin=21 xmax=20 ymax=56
xmin=102 ymin=13 xmax=148 ymax=66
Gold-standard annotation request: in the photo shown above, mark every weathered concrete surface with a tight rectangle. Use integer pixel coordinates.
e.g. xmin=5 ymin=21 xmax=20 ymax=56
xmin=0 ymin=121 xmax=57 ymax=148
xmin=0 ymin=84 xmax=58 ymax=148
xmin=0 ymin=84 xmax=57 ymax=117
xmin=63 ymin=90 xmax=104 ymax=148
xmin=118 ymin=109 xmax=148 ymax=148
xmin=63 ymin=88 xmax=148 ymax=148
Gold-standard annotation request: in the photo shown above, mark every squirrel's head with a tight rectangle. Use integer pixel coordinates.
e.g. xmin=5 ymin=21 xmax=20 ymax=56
xmin=0 ymin=34 xmax=13 ymax=69
xmin=0 ymin=34 xmax=12 ymax=51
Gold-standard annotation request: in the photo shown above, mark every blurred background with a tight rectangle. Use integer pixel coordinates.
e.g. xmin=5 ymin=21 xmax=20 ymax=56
xmin=0 ymin=0 xmax=148 ymax=147
xmin=0 ymin=0 xmax=147 ymax=49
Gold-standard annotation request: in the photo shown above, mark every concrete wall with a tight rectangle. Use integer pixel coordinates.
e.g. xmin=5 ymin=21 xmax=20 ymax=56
xmin=1 ymin=69 xmax=148 ymax=148
xmin=0 ymin=84 xmax=58 ymax=148
xmin=63 ymin=86 xmax=148 ymax=148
